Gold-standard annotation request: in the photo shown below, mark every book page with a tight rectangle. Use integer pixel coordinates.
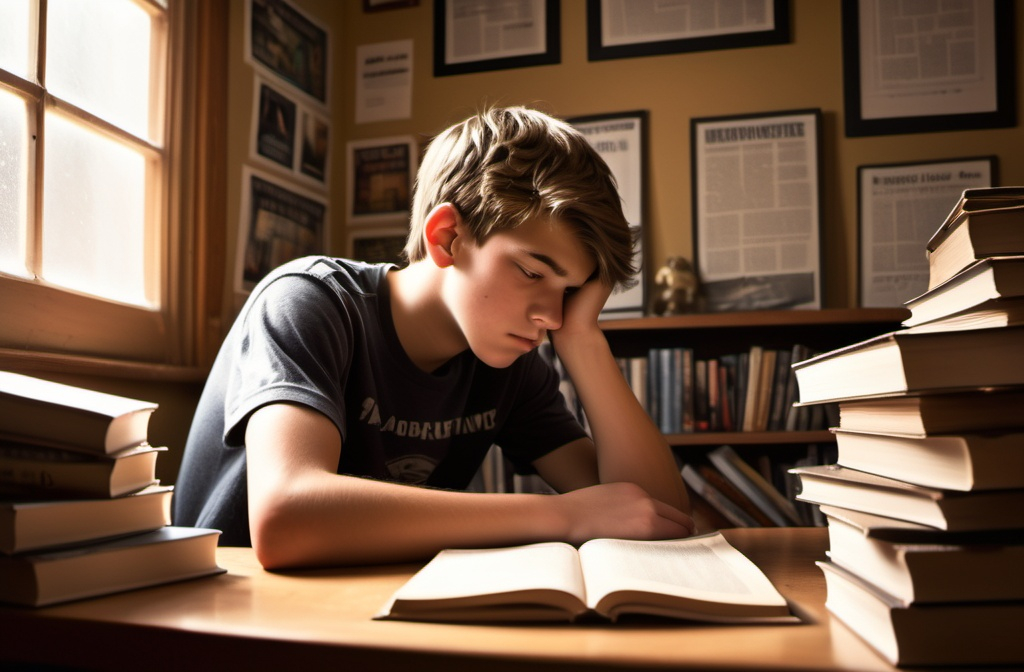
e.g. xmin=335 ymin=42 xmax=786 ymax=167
xmin=385 ymin=542 xmax=586 ymax=612
xmin=578 ymin=533 xmax=789 ymax=614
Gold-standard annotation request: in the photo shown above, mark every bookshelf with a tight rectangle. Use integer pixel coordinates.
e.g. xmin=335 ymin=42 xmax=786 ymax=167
xmin=599 ymin=308 xmax=909 ymax=448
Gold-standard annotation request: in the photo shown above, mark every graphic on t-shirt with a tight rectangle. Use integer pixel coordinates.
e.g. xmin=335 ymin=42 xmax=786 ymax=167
xmin=359 ymin=397 xmax=498 ymax=440
xmin=386 ymin=455 xmax=438 ymax=484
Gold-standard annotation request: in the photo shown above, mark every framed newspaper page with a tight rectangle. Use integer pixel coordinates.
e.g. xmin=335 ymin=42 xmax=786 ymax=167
xmin=568 ymin=111 xmax=648 ymax=319
xmin=246 ymin=0 xmax=329 ymax=105
xmin=434 ymin=0 xmax=560 ymax=76
xmin=236 ymin=167 xmax=329 ymax=294
xmin=587 ymin=0 xmax=789 ymax=61
xmin=348 ymin=226 xmax=409 ymax=266
xmin=691 ymin=109 xmax=823 ymax=312
xmin=842 ymin=0 xmax=1016 ymax=137
xmin=346 ymin=136 xmax=417 ymax=225
xmin=857 ymin=156 xmax=996 ymax=308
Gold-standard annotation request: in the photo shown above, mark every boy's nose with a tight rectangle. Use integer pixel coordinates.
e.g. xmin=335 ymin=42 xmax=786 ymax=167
xmin=530 ymin=297 xmax=563 ymax=330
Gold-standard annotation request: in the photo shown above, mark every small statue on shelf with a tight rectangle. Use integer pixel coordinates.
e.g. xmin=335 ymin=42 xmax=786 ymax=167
xmin=649 ymin=256 xmax=700 ymax=316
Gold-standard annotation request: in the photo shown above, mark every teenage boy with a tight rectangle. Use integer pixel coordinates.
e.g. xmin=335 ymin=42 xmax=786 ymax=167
xmin=173 ymin=107 xmax=693 ymax=569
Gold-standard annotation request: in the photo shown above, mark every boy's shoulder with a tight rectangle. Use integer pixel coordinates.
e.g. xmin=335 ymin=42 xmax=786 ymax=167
xmin=257 ymin=256 xmax=393 ymax=296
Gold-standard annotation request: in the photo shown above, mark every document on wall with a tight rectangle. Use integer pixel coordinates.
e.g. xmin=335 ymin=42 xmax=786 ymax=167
xmin=855 ymin=0 xmax=999 ymax=120
xmin=693 ymin=110 xmax=822 ymax=312
xmin=356 ymin=40 xmax=413 ymax=125
xmin=443 ymin=0 xmax=548 ymax=65
xmin=597 ymin=0 xmax=777 ymax=46
xmin=859 ymin=159 xmax=994 ymax=308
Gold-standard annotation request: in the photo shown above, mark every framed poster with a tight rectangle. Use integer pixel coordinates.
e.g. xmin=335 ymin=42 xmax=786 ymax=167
xmin=434 ymin=0 xmax=560 ymax=76
xmin=246 ymin=0 xmax=329 ymax=104
xmin=348 ymin=226 xmax=409 ymax=266
xmin=841 ymin=0 xmax=1016 ymax=137
xmin=691 ymin=109 xmax=823 ymax=312
xmin=858 ymin=156 xmax=996 ymax=307
xmin=346 ymin=136 xmax=417 ymax=225
xmin=568 ymin=111 xmax=648 ymax=319
xmin=236 ymin=167 xmax=329 ymax=293
xmin=587 ymin=0 xmax=789 ymax=61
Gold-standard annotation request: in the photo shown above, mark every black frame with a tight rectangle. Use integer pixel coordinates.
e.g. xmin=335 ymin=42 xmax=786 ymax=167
xmin=433 ymin=0 xmax=560 ymax=77
xmin=691 ymin=109 xmax=824 ymax=312
xmin=842 ymin=0 xmax=1017 ymax=137
xmin=587 ymin=0 xmax=789 ymax=62
xmin=363 ymin=0 xmax=418 ymax=11
xmin=856 ymin=156 xmax=998 ymax=307
xmin=568 ymin=110 xmax=649 ymax=318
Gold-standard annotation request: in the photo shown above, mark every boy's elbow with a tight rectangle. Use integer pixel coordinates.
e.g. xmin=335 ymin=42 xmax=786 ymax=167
xmin=248 ymin=494 xmax=317 ymax=570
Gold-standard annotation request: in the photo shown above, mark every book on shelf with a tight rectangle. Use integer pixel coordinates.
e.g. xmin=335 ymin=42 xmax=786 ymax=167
xmin=680 ymin=464 xmax=760 ymax=528
xmin=0 ymin=371 xmax=157 ymax=456
xmin=696 ymin=463 xmax=778 ymax=527
xmin=926 ymin=187 xmax=1024 ymax=290
xmin=831 ymin=387 xmax=1024 ymax=436
xmin=0 ymin=526 xmax=225 ymax=607
xmin=0 ymin=484 xmax=173 ymax=555
xmin=822 ymin=505 xmax=1024 ymax=604
xmin=0 ymin=441 xmax=164 ymax=498
xmin=791 ymin=464 xmax=1024 ymax=531
xmin=832 ymin=428 xmax=1024 ymax=492
xmin=707 ymin=445 xmax=803 ymax=527
xmin=740 ymin=346 xmax=763 ymax=432
xmin=790 ymin=324 xmax=1024 ymax=404
xmin=375 ymin=531 xmax=797 ymax=624
xmin=903 ymin=255 xmax=1024 ymax=328
xmin=817 ymin=559 xmax=1024 ymax=667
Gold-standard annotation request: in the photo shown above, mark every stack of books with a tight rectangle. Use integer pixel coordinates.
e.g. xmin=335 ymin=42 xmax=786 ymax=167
xmin=788 ymin=186 xmax=1024 ymax=667
xmin=0 ymin=371 xmax=224 ymax=607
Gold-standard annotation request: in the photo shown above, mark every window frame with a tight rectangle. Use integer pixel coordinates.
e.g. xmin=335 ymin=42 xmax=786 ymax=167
xmin=0 ymin=0 xmax=226 ymax=377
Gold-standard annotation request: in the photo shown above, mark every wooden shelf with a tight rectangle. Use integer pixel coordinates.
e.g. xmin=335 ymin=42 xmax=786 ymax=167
xmin=595 ymin=308 xmax=907 ymax=449
xmin=666 ymin=430 xmax=835 ymax=446
xmin=600 ymin=307 xmax=909 ymax=331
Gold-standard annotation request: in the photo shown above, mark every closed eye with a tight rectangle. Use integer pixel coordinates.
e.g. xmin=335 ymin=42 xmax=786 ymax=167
xmin=518 ymin=264 xmax=542 ymax=280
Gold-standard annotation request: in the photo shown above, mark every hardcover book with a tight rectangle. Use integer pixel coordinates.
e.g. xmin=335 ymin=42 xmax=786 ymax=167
xmin=0 ymin=371 xmax=157 ymax=456
xmin=376 ymin=532 xmax=797 ymax=624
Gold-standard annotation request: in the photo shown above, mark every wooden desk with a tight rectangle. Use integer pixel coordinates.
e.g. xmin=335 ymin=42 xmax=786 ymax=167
xmin=0 ymin=528 xmax=910 ymax=671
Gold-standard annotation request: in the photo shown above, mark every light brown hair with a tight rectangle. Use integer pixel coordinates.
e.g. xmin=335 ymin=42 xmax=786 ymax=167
xmin=404 ymin=107 xmax=637 ymax=289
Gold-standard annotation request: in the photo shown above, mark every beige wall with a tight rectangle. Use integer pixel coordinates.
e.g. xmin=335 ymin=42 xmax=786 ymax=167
xmin=318 ymin=0 xmax=1022 ymax=309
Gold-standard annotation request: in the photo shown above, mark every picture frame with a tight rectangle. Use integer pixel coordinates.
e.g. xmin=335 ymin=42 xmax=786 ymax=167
xmin=348 ymin=226 xmax=410 ymax=266
xmin=586 ymin=0 xmax=789 ymax=62
xmin=246 ymin=0 xmax=329 ymax=105
xmin=433 ymin=0 xmax=560 ymax=77
xmin=568 ymin=111 xmax=648 ymax=319
xmin=841 ymin=0 xmax=1016 ymax=137
xmin=691 ymin=109 xmax=823 ymax=312
xmin=346 ymin=136 xmax=417 ymax=225
xmin=857 ymin=156 xmax=997 ymax=308
xmin=236 ymin=167 xmax=329 ymax=294
xmin=364 ymin=0 xmax=418 ymax=11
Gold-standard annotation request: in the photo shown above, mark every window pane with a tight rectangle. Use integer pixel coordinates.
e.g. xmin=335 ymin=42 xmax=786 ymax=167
xmin=42 ymin=114 xmax=151 ymax=308
xmin=0 ymin=89 xmax=30 ymax=277
xmin=0 ymin=0 xmax=34 ymax=80
xmin=46 ymin=0 xmax=153 ymax=141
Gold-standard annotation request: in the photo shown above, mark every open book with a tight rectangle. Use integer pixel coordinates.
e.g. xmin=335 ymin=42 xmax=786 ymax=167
xmin=376 ymin=532 xmax=796 ymax=624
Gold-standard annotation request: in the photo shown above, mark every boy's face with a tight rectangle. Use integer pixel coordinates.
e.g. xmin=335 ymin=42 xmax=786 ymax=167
xmin=445 ymin=215 xmax=596 ymax=369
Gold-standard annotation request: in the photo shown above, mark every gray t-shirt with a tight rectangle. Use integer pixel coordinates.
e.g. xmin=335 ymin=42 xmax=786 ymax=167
xmin=172 ymin=256 xmax=586 ymax=546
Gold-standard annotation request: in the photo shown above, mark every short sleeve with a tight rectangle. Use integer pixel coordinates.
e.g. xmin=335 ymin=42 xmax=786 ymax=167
xmin=223 ymin=274 xmax=353 ymax=446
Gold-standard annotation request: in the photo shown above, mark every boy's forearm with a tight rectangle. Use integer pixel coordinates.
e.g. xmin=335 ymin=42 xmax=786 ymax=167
xmin=251 ymin=473 xmax=568 ymax=569
xmin=552 ymin=329 xmax=690 ymax=513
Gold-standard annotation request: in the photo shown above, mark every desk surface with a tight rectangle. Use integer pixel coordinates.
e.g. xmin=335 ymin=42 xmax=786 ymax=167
xmin=1 ymin=528 xmax=910 ymax=671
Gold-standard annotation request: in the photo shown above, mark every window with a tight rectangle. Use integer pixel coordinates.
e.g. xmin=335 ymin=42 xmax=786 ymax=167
xmin=0 ymin=0 xmax=203 ymax=367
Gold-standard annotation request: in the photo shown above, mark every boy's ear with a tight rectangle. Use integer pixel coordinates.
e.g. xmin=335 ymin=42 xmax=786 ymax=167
xmin=424 ymin=203 xmax=461 ymax=268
